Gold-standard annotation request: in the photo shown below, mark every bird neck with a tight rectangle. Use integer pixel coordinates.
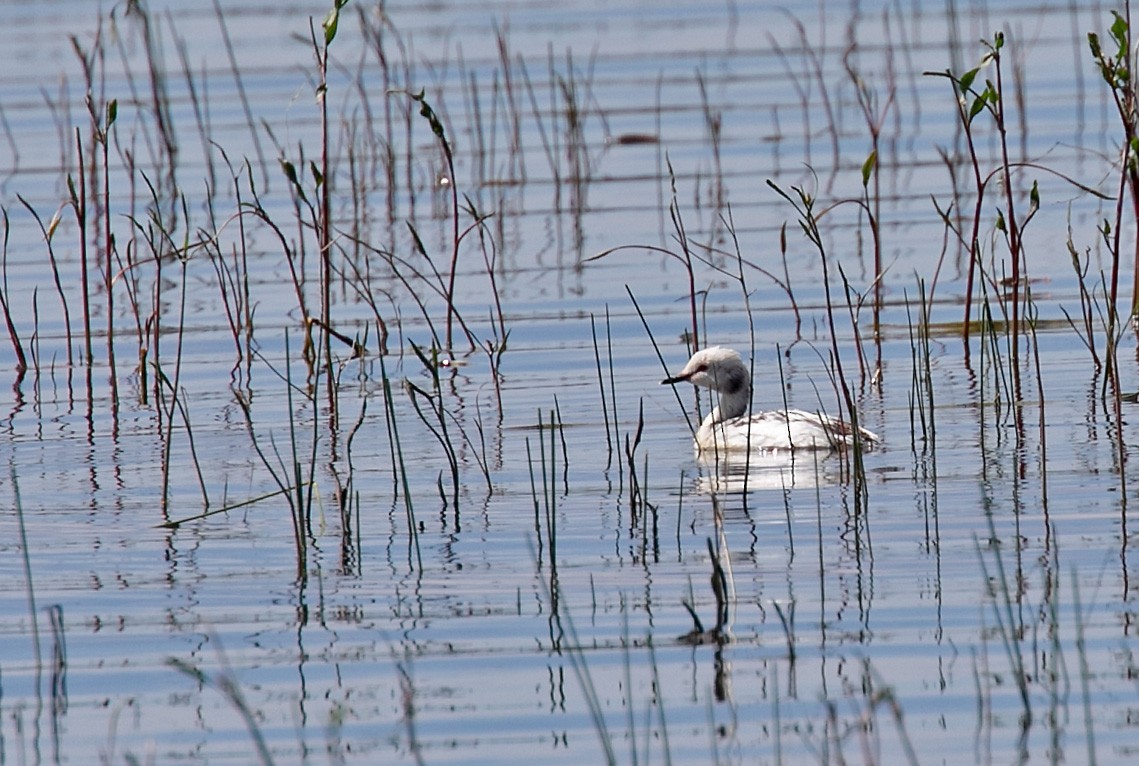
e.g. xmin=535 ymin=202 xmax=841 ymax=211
xmin=711 ymin=385 xmax=750 ymax=423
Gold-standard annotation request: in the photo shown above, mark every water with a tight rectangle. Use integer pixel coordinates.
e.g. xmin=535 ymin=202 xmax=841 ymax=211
xmin=2 ymin=0 xmax=1138 ymax=763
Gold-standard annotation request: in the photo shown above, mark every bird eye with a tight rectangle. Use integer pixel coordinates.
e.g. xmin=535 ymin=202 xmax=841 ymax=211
xmin=695 ymin=363 xmax=707 ymax=372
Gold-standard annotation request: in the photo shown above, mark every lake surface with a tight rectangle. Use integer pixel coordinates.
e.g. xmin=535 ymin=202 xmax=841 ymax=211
xmin=2 ymin=0 xmax=1139 ymax=763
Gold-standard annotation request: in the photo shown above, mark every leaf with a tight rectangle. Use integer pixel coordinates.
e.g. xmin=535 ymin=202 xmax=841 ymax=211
xmin=322 ymin=5 xmax=340 ymax=45
xmin=409 ymin=340 xmax=436 ymax=372
xmin=959 ymin=67 xmax=979 ymax=92
xmin=406 ymin=221 xmax=428 ymax=257
xmin=279 ymin=159 xmax=308 ymax=203
xmin=106 ymin=99 xmax=118 ymax=130
xmin=1110 ymin=11 xmax=1129 ymax=54
xmin=1088 ymin=31 xmax=1102 ymax=62
xmin=46 ymin=208 xmax=62 ymax=241
xmin=968 ymin=95 xmax=986 ymax=121
xmin=280 ymin=159 xmax=299 ymax=186
xmin=421 ymin=102 xmax=444 ymax=139
xmin=1028 ymin=180 xmax=1040 ymax=215
xmin=861 ymin=150 xmax=877 ymax=187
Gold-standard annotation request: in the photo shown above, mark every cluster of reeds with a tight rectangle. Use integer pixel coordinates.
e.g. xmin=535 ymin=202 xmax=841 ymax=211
xmin=0 ymin=0 xmax=545 ymax=571
xmin=0 ymin=4 xmax=557 ymax=753
xmin=7 ymin=2 xmax=1139 ymax=763
xmin=924 ymin=19 xmax=1139 ymax=427
xmin=926 ymin=32 xmax=1044 ymax=453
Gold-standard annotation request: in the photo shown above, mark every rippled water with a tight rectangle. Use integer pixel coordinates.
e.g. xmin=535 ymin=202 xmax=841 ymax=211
xmin=2 ymin=0 xmax=1139 ymax=763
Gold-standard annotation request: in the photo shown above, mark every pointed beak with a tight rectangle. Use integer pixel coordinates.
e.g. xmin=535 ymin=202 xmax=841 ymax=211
xmin=661 ymin=371 xmax=689 ymax=385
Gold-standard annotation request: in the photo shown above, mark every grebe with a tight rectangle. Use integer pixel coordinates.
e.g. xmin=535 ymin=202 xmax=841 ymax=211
xmin=662 ymin=346 xmax=878 ymax=452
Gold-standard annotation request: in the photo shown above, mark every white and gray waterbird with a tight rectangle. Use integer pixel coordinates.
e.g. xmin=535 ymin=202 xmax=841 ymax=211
xmin=662 ymin=346 xmax=878 ymax=451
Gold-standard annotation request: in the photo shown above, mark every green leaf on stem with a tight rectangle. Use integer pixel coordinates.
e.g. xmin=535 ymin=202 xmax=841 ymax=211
xmin=861 ymin=150 xmax=877 ymax=187
xmin=280 ymin=159 xmax=299 ymax=186
xmin=1110 ymin=12 xmax=1129 ymax=55
xmin=322 ymin=6 xmax=340 ymax=45
xmin=1088 ymin=31 xmax=1102 ymax=61
xmin=959 ymin=67 xmax=979 ymax=92
xmin=968 ymin=95 xmax=986 ymax=121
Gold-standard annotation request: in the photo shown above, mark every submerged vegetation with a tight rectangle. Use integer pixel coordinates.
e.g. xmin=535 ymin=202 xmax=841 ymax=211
xmin=3 ymin=0 xmax=1139 ymax=763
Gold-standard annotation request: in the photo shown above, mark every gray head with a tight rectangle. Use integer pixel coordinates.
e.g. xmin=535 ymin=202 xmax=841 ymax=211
xmin=661 ymin=346 xmax=750 ymax=398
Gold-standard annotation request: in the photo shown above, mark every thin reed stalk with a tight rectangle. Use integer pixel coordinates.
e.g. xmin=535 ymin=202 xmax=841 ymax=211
xmin=284 ymin=329 xmax=314 ymax=581
xmin=379 ymin=351 xmax=421 ymax=572
xmin=1060 ymin=215 xmax=1102 ymax=370
xmin=406 ymin=342 xmax=460 ymax=521
xmin=843 ymin=34 xmax=896 ymax=351
xmin=403 ymin=90 xmax=467 ymax=354
xmin=311 ymin=3 xmax=348 ymax=431
xmin=622 ymin=399 xmax=648 ymax=521
xmin=155 ymin=253 xmax=190 ymax=516
xmin=100 ymin=101 xmax=119 ymax=409
xmin=0 ymin=209 xmax=28 ymax=374
xmin=71 ymin=131 xmax=93 ymax=366
xmin=590 ymin=314 xmax=615 ymax=465
xmin=211 ymin=0 xmax=268 ymax=188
